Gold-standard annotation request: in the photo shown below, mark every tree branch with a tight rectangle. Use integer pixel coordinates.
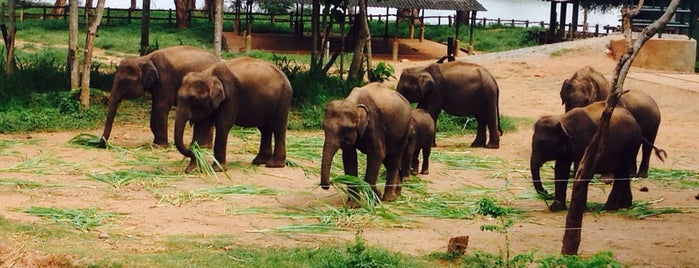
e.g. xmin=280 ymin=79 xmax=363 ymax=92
xmin=561 ymin=0 xmax=681 ymax=256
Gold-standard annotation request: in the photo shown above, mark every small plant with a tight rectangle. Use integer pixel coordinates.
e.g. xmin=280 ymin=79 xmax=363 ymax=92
xmin=537 ymin=251 xmax=622 ymax=267
xmin=368 ymin=62 xmax=395 ymax=82
xmin=470 ymin=197 xmax=533 ymax=267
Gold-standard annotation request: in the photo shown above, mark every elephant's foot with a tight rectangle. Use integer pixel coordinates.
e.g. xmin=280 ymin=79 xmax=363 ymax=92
xmin=184 ymin=160 xmax=198 ymax=174
xmin=420 ymin=169 xmax=429 ymax=175
xmin=603 ymin=202 xmax=620 ymax=211
xmin=213 ymin=163 xmax=225 ymax=172
xmin=485 ymin=141 xmax=500 ymax=149
xmin=410 ymin=169 xmax=419 ymax=176
xmin=152 ymin=141 xmax=170 ymax=149
xmin=265 ymin=158 xmax=286 ymax=168
xmin=252 ymin=154 xmax=272 ymax=166
xmin=470 ymin=140 xmax=487 ymax=148
xmin=636 ymin=170 xmax=649 ymax=178
xmin=549 ymin=200 xmax=567 ymax=211
xmin=382 ymin=190 xmax=399 ymax=202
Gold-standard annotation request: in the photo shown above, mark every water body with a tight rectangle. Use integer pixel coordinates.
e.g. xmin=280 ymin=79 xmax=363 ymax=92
xmin=108 ymin=0 xmax=622 ymax=27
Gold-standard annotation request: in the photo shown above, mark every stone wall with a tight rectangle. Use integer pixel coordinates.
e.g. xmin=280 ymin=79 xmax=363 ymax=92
xmin=608 ymin=36 xmax=697 ymax=72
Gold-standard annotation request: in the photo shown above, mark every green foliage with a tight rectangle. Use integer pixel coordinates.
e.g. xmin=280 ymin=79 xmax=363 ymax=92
xmin=537 ymin=251 xmax=622 ymax=268
xmin=369 ymin=62 xmax=395 ymax=82
xmin=436 ymin=113 xmax=518 ymax=135
xmin=23 ymin=206 xmax=120 ymax=231
xmin=476 ymin=197 xmax=516 ymax=218
xmin=461 ymin=250 xmax=535 ymax=268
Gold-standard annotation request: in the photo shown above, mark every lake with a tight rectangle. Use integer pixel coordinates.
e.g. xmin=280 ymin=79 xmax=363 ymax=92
xmin=107 ymin=0 xmax=622 ymax=27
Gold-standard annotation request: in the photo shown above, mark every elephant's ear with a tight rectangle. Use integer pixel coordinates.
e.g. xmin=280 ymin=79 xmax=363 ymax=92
xmin=586 ymin=80 xmax=598 ymax=103
xmin=418 ymin=73 xmax=435 ymax=95
xmin=557 ymin=121 xmax=572 ymax=138
xmin=209 ymin=78 xmax=226 ymax=109
xmin=140 ymin=60 xmax=159 ymax=89
xmin=560 ymin=79 xmax=570 ymax=105
xmin=356 ymin=104 xmax=369 ymax=138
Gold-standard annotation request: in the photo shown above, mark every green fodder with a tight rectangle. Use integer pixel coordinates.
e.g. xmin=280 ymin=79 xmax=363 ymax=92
xmin=436 ymin=113 xmax=518 ymax=134
xmin=537 ymin=251 xmax=623 ymax=267
xmin=23 ymin=206 xmax=121 ymax=231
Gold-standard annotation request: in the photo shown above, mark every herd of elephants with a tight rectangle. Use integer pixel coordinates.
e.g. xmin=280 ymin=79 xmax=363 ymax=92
xmin=97 ymin=45 xmax=666 ymax=211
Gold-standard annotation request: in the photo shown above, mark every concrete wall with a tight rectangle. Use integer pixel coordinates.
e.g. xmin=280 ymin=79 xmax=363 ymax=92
xmin=609 ymin=37 xmax=697 ymax=72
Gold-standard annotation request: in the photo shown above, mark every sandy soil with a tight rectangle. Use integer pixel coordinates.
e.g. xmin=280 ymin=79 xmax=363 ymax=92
xmin=1 ymin=34 xmax=699 ymax=267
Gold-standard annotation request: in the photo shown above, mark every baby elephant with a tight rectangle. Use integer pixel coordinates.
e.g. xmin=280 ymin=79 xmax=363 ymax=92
xmin=401 ymin=108 xmax=436 ymax=181
xmin=174 ymin=57 xmax=292 ymax=173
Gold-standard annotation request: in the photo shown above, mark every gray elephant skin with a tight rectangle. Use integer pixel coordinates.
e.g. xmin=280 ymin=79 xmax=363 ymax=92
xmin=99 ymin=46 xmax=219 ymax=148
xmin=402 ymin=108 xmax=435 ymax=179
xmin=174 ymin=57 xmax=292 ymax=173
xmin=560 ymin=67 xmax=661 ymax=178
xmin=530 ymin=102 xmax=643 ymax=211
xmin=560 ymin=65 xmax=609 ymax=112
xmin=320 ymin=83 xmax=412 ymax=202
xmin=396 ymin=61 xmax=502 ymax=149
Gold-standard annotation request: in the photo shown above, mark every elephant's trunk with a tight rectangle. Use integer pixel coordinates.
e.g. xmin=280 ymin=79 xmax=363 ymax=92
xmin=98 ymin=92 xmax=122 ymax=148
xmin=174 ymin=109 xmax=192 ymax=158
xmin=320 ymin=141 xmax=340 ymax=190
xmin=530 ymin=153 xmax=548 ymax=195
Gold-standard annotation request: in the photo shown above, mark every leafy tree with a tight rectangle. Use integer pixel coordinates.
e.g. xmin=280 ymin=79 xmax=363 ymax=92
xmin=258 ymin=2 xmax=291 ymax=14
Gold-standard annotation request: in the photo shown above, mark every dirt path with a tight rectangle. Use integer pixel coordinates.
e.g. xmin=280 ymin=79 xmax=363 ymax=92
xmin=1 ymin=35 xmax=699 ymax=267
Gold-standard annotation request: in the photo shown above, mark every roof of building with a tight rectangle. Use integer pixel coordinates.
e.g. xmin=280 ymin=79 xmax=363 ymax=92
xmin=259 ymin=0 xmax=487 ymax=12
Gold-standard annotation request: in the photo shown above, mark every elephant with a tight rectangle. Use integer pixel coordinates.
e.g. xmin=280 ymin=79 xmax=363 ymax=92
xmin=396 ymin=61 xmax=502 ymax=149
xmin=560 ymin=69 xmax=661 ymax=178
xmin=173 ymin=57 xmax=292 ymax=173
xmin=530 ymin=102 xmax=644 ymax=211
xmin=402 ymin=108 xmax=436 ymax=179
xmin=560 ymin=65 xmax=610 ymax=112
xmin=320 ymin=82 xmax=412 ymax=202
xmin=99 ymin=46 xmax=220 ymax=148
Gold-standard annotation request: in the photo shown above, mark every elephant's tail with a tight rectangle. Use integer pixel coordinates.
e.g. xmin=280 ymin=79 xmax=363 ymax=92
xmin=642 ymin=136 xmax=667 ymax=162
xmin=496 ymin=81 xmax=503 ymax=136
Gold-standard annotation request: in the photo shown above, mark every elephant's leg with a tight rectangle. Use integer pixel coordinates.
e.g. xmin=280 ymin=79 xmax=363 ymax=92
xmin=364 ymin=154 xmax=384 ymax=201
xmin=637 ymin=141 xmax=653 ymax=178
xmin=192 ymin=118 xmax=214 ymax=148
xmin=150 ymin=98 xmax=172 ymax=148
xmin=485 ymin=113 xmax=500 ymax=149
xmin=266 ymin=123 xmax=288 ymax=168
xmin=253 ymin=126 xmax=273 ymax=166
xmin=421 ymin=145 xmax=431 ymax=174
xmin=470 ymin=117 xmax=488 ymax=148
xmin=341 ymin=149 xmax=362 ymax=206
xmin=212 ymin=125 xmax=232 ymax=172
xmin=410 ymin=150 xmax=420 ymax=175
xmin=550 ymin=160 xmax=572 ymax=211
xmin=382 ymin=153 xmax=402 ymax=201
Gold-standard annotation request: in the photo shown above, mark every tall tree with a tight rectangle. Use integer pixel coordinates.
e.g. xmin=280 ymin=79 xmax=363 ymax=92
xmin=562 ymin=0 xmax=680 ymax=255
xmin=131 ymin=0 xmax=137 ymax=9
xmin=213 ymin=0 xmax=222 ymax=58
xmin=140 ymin=0 xmax=151 ymax=56
xmin=79 ymin=0 xmax=106 ymax=107
xmin=347 ymin=0 xmax=371 ymax=81
xmin=174 ymin=0 xmax=190 ymax=29
xmin=69 ymin=0 xmax=78 ymax=89
xmin=2 ymin=0 xmax=17 ymax=76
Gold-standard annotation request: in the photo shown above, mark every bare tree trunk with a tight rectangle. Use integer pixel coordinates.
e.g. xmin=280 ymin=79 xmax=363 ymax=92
xmin=310 ymin=0 xmax=320 ymax=73
xmin=562 ymin=0 xmax=678 ymax=256
xmin=140 ymin=0 xmax=151 ymax=56
xmin=213 ymin=0 xmax=222 ymax=58
xmin=3 ymin=0 xmax=17 ymax=76
xmin=174 ymin=0 xmax=189 ymax=29
xmin=51 ymin=0 xmax=67 ymax=18
xmin=348 ymin=0 xmax=370 ymax=81
xmin=202 ymin=0 xmax=215 ymax=21
xmin=69 ymin=0 xmax=79 ymax=89
xmin=79 ymin=0 xmax=106 ymax=108
xmin=131 ymin=0 xmax=137 ymax=10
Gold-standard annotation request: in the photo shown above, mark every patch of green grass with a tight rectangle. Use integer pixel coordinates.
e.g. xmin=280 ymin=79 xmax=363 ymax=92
xmin=436 ymin=113 xmax=520 ymax=134
xmin=154 ymin=185 xmax=277 ymax=206
xmin=549 ymin=48 xmax=576 ymax=57
xmin=395 ymin=192 xmax=475 ymax=219
xmin=615 ymin=200 xmax=682 ymax=219
xmin=537 ymin=251 xmax=623 ymax=267
xmin=0 ymin=179 xmax=46 ymax=189
xmin=87 ymin=169 xmax=177 ymax=189
xmin=23 ymin=206 xmax=121 ymax=231
xmin=429 ymin=151 xmax=504 ymax=170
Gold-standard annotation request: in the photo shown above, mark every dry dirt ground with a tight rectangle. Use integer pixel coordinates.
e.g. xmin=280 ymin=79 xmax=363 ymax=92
xmin=2 ymin=34 xmax=699 ymax=267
